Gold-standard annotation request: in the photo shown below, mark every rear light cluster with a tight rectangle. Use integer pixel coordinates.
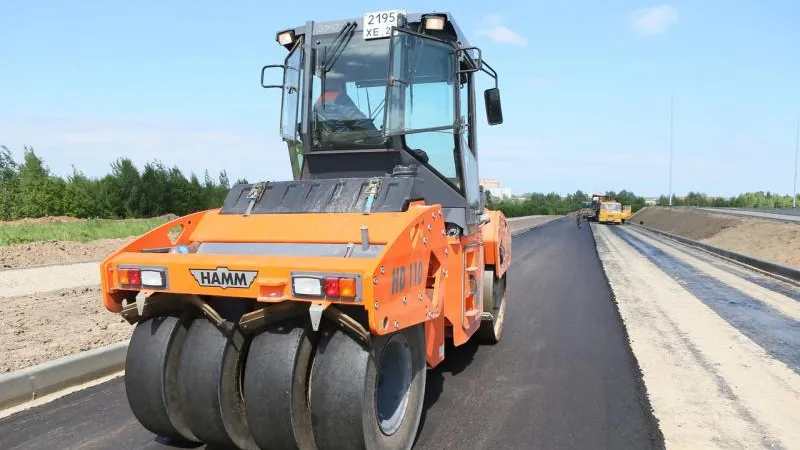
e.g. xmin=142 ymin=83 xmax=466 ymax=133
xmin=292 ymin=274 xmax=359 ymax=301
xmin=118 ymin=266 xmax=167 ymax=289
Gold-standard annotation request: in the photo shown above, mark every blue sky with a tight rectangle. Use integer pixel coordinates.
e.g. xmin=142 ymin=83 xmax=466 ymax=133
xmin=2 ymin=1 xmax=799 ymax=198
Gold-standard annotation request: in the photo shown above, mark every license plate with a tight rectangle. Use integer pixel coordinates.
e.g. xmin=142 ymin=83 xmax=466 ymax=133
xmin=363 ymin=10 xmax=405 ymax=40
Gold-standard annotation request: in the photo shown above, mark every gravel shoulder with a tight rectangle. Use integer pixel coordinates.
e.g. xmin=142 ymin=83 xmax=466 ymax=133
xmin=594 ymin=223 xmax=800 ymax=449
xmin=632 ymin=207 xmax=800 ymax=268
xmin=0 ymin=286 xmax=132 ymax=373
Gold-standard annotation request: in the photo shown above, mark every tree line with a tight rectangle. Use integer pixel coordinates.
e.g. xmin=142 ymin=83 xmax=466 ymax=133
xmin=1 ymin=145 xmax=796 ymax=222
xmin=487 ymin=189 xmax=799 ymax=218
xmin=0 ymin=145 xmax=247 ymax=221
xmin=654 ymin=192 xmax=799 ymax=209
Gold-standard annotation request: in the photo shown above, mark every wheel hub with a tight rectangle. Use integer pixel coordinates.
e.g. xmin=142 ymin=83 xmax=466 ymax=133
xmin=375 ymin=334 xmax=413 ymax=436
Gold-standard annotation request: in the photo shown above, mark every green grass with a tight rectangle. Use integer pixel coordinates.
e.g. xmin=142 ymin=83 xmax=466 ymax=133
xmin=0 ymin=217 xmax=169 ymax=246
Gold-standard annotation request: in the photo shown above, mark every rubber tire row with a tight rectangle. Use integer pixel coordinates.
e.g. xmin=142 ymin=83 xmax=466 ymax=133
xmin=124 ymin=310 xmax=427 ymax=450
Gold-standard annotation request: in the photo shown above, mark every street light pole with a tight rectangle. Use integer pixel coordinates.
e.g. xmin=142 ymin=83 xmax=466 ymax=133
xmin=669 ymin=93 xmax=674 ymax=206
xmin=794 ymin=116 xmax=799 ymax=208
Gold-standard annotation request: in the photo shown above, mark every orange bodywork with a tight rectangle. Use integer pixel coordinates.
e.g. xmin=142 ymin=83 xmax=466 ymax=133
xmin=99 ymin=201 xmax=511 ymax=369
xmin=480 ymin=209 xmax=512 ymax=278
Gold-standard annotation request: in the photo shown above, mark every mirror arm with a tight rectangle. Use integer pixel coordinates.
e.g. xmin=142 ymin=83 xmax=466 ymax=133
xmin=479 ymin=60 xmax=499 ymax=89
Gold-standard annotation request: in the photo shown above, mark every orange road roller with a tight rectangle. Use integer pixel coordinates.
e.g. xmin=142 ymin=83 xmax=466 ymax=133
xmin=100 ymin=10 xmax=511 ymax=450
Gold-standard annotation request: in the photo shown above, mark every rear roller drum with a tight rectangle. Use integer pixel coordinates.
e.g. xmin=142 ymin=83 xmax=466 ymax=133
xmin=310 ymin=323 xmax=427 ymax=450
xmin=177 ymin=317 xmax=258 ymax=450
xmin=243 ymin=319 xmax=317 ymax=450
xmin=124 ymin=312 xmax=199 ymax=445
xmin=477 ymin=268 xmax=507 ymax=344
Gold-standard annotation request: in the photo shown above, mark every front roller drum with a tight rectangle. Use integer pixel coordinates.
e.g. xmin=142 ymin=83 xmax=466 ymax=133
xmin=310 ymin=323 xmax=427 ymax=450
xmin=177 ymin=317 xmax=258 ymax=450
xmin=124 ymin=312 xmax=199 ymax=445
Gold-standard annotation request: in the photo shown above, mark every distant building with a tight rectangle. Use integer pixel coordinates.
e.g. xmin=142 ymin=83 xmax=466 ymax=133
xmin=480 ymin=179 xmax=501 ymax=189
xmin=480 ymin=179 xmax=512 ymax=199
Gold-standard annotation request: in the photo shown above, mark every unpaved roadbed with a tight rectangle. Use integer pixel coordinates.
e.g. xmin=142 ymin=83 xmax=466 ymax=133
xmin=0 ymin=286 xmax=131 ymax=373
xmin=594 ymin=223 xmax=800 ymax=449
xmin=0 ymin=237 xmax=133 ymax=270
xmin=632 ymin=207 xmax=800 ymax=268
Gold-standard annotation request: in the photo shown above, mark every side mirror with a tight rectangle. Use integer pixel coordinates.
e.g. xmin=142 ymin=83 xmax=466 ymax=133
xmin=484 ymin=88 xmax=503 ymax=125
xmin=261 ymin=64 xmax=286 ymax=89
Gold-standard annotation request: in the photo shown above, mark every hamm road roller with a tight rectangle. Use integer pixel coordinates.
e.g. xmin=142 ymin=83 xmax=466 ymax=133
xmin=100 ymin=10 xmax=512 ymax=450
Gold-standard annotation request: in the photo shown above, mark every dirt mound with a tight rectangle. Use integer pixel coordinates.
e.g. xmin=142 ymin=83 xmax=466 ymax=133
xmin=0 ymin=237 xmax=135 ymax=269
xmin=631 ymin=207 xmax=800 ymax=268
xmin=632 ymin=208 xmax=743 ymax=240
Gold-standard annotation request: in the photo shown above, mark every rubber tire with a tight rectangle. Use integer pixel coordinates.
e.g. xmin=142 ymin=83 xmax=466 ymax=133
xmin=177 ymin=317 xmax=258 ymax=450
xmin=124 ymin=313 xmax=199 ymax=444
xmin=243 ymin=319 xmax=317 ymax=450
xmin=477 ymin=269 xmax=507 ymax=344
xmin=309 ymin=323 xmax=426 ymax=450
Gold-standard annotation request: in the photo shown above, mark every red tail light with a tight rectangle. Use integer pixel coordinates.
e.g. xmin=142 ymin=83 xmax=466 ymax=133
xmin=128 ymin=269 xmax=142 ymax=286
xmin=324 ymin=277 xmax=340 ymax=297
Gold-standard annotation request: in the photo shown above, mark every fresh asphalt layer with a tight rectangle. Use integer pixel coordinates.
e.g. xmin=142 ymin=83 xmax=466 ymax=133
xmin=0 ymin=218 xmax=665 ymax=450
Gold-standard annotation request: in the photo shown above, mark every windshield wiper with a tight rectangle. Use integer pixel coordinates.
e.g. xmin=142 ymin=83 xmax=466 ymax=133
xmin=322 ymin=21 xmax=356 ymax=73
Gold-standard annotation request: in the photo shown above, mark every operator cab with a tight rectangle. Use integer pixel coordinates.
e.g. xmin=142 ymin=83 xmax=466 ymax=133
xmin=257 ymin=11 xmax=503 ymax=235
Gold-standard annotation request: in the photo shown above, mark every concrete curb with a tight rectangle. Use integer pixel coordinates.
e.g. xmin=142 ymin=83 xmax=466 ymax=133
xmin=631 ymin=223 xmax=800 ymax=286
xmin=0 ymin=213 xmax=561 ymax=413
xmin=0 ymin=340 xmax=129 ymax=411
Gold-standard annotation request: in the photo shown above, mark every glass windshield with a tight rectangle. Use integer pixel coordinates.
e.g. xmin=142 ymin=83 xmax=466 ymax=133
xmin=602 ymin=203 xmax=622 ymax=211
xmin=294 ymin=26 xmax=463 ymax=191
xmin=384 ymin=29 xmax=460 ymax=188
xmin=385 ymin=30 xmax=455 ymax=135
xmin=309 ymin=30 xmax=391 ymax=150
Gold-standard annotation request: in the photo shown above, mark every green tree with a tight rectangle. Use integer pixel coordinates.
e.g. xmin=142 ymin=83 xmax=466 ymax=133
xmin=62 ymin=167 xmax=101 ymax=218
xmin=108 ymin=158 xmax=142 ymax=218
xmin=11 ymin=146 xmax=64 ymax=219
xmin=0 ymin=145 xmax=20 ymax=220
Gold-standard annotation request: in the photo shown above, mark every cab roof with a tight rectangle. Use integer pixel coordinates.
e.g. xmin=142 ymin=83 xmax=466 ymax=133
xmin=283 ymin=11 xmax=471 ymax=47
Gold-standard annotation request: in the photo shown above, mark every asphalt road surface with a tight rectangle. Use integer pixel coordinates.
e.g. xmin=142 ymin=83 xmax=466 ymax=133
xmin=0 ymin=218 xmax=665 ymax=450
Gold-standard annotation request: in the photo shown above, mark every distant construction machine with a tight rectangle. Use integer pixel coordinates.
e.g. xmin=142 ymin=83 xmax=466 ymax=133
xmin=588 ymin=193 xmax=628 ymax=224
xmin=597 ymin=198 xmax=624 ymax=224
xmin=99 ymin=10 xmax=512 ymax=450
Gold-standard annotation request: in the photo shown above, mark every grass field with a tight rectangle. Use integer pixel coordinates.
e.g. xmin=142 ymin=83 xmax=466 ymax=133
xmin=0 ymin=217 xmax=169 ymax=246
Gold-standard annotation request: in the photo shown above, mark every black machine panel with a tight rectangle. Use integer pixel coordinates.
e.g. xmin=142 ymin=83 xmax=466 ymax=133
xmin=219 ymin=175 xmax=420 ymax=215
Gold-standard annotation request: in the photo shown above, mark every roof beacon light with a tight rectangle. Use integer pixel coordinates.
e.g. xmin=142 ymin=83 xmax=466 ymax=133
xmin=424 ymin=14 xmax=447 ymax=31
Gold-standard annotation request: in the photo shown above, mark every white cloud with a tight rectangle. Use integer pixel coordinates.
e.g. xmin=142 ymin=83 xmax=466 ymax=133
xmin=0 ymin=115 xmax=292 ymax=183
xmin=630 ymin=5 xmax=679 ymax=35
xmin=478 ymin=14 xmax=528 ymax=45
